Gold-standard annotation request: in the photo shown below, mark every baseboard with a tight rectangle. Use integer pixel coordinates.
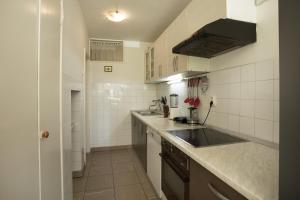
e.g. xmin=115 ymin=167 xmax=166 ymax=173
xmin=72 ymin=163 xmax=85 ymax=178
xmin=91 ymin=145 xmax=133 ymax=152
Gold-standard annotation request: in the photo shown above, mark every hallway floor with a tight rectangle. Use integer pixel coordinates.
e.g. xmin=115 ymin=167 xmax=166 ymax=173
xmin=73 ymin=148 xmax=160 ymax=200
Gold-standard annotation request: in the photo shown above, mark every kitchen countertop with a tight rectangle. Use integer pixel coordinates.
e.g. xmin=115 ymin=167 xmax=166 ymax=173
xmin=132 ymin=111 xmax=279 ymax=200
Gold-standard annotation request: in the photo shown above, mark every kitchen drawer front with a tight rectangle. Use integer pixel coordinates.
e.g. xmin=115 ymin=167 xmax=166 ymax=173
xmin=190 ymin=159 xmax=247 ymax=200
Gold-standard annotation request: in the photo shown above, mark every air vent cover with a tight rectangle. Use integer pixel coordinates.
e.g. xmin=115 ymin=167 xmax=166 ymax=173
xmin=90 ymin=39 xmax=123 ymax=62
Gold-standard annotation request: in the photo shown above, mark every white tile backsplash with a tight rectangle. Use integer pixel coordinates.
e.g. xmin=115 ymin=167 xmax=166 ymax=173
xmin=273 ymin=122 xmax=279 ymax=143
xmin=157 ymin=59 xmax=280 ymax=144
xmin=274 ymin=101 xmax=279 ymax=122
xmin=255 ymin=119 xmax=274 ymax=141
xmin=87 ymin=83 xmax=157 ymax=147
xmin=255 ymin=80 xmax=274 ymax=100
xmin=274 ymin=80 xmax=280 ymax=101
xmin=255 ymin=100 xmax=274 ymax=120
xmin=214 ymin=99 xmax=229 ymax=113
xmin=241 ymin=64 xmax=255 ymax=82
xmin=255 ymin=60 xmax=274 ymax=81
xmin=228 ymin=99 xmax=240 ymax=115
xmin=228 ymin=115 xmax=240 ymax=132
xmin=240 ymin=100 xmax=255 ymax=117
xmin=229 ymin=83 xmax=241 ymax=99
xmin=241 ymin=82 xmax=255 ymax=99
xmin=229 ymin=67 xmax=241 ymax=83
xmin=214 ymin=113 xmax=229 ymax=129
xmin=240 ymin=117 xmax=255 ymax=136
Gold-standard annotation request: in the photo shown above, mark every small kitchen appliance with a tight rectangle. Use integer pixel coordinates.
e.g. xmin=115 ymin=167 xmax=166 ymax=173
xmin=187 ymin=107 xmax=200 ymax=125
xmin=169 ymin=94 xmax=180 ymax=120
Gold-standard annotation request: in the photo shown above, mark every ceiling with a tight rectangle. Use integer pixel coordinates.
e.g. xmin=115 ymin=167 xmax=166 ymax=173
xmin=79 ymin=0 xmax=191 ymax=42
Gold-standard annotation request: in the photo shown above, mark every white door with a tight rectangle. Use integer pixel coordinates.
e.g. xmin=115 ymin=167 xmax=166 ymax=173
xmin=0 ymin=0 xmax=40 ymax=199
xmin=39 ymin=0 xmax=62 ymax=199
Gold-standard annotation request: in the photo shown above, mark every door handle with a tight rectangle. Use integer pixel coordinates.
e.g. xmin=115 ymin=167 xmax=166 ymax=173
xmin=41 ymin=131 xmax=50 ymax=139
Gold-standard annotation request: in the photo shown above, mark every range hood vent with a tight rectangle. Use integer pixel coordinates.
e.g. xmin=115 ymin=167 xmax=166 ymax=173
xmin=172 ymin=18 xmax=256 ymax=58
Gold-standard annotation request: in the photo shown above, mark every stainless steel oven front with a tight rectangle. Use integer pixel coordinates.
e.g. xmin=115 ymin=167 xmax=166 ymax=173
xmin=161 ymin=138 xmax=190 ymax=200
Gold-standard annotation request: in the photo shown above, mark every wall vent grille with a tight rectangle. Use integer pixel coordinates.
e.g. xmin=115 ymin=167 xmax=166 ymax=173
xmin=90 ymin=39 xmax=123 ymax=62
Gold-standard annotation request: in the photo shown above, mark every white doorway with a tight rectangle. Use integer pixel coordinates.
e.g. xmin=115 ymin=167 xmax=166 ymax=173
xmin=71 ymin=90 xmax=85 ymax=176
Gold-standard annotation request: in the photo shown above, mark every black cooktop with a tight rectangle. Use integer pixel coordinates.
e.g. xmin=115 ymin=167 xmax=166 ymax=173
xmin=167 ymin=128 xmax=246 ymax=147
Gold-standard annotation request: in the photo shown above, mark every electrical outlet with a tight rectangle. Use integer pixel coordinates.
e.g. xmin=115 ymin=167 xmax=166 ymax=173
xmin=211 ymin=96 xmax=217 ymax=107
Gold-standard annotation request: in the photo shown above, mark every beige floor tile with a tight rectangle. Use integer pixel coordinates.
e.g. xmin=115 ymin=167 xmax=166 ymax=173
xmin=92 ymin=157 xmax=111 ymax=166
xmin=86 ymin=153 xmax=93 ymax=162
xmin=141 ymin=182 xmax=158 ymax=199
xmin=113 ymin=172 xmax=140 ymax=186
xmin=111 ymin=149 xmax=129 ymax=155
xmin=113 ymin=162 xmax=135 ymax=173
xmin=83 ymin=166 xmax=90 ymax=178
xmin=93 ymin=152 xmax=111 ymax=159
xmin=135 ymin=167 xmax=148 ymax=184
xmin=84 ymin=189 xmax=115 ymax=200
xmin=92 ymin=151 xmax=111 ymax=157
xmin=73 ymin=192 xmax=84 ymax=200
xmin=112 ymin=157 xmax=132 ymax=163
xmin=73 ymin=177 xmax=87 ymax=193
xmin=89 ymin=164 xmax=113 ymax=176
xmin=85 ymin=174 xmax=114 ymax=192
xmin=115 ymin=184 xmax=147 ymax=200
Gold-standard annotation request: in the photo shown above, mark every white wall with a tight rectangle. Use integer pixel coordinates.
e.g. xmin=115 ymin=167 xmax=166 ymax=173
xmin=87 ymin=42 xmax=157 ymax=148
xmin=61 ymin=0 xmax=88 ymax=199
xmin=158 ymin=0 xmax=279 ymax=144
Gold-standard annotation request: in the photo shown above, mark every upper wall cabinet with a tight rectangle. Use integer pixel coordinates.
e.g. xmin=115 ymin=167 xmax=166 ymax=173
xmin=145 ymin=0 xmax=256 ymax=83
xmin=167 ymin=11 xmax=190 ymax=76
xmin=154 ymin=31 xmax=168 ymax=80
xmin=144 ymin=46 xmax=155 ymax=83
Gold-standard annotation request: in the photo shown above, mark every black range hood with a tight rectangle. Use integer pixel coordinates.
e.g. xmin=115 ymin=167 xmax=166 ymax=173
xmin=172 ymin=18 xmax=256 ymax=58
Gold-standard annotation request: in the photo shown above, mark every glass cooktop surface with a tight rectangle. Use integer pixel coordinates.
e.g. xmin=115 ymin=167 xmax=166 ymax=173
xmin=167 ymin=128 xmax=247 ymax=147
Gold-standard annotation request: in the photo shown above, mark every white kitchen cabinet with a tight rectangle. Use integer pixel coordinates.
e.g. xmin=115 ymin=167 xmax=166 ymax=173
xmin=145 ymin=46 xmax=155 ymax=82
xmin=167 ymin=54 xmax=210 ymax=75
xmin=145 ymin=50 xmax=151 ymax=82
xmin=166 ymin=11 xmax=190 ymax=76
xmin=146 ymin=0 xmax=252 ymax=83
xmin=147 ymin=127 xmax=162 ymax=197
xmin=150 ymin=47 xmax=155 ymax=81
xmin=178 ymin=55 xmax=210 ymax=73
xmin=154 ymin=31 xmax=168 ymax=79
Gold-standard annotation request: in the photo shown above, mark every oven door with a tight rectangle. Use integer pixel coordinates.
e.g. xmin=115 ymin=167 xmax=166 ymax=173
xmin=161 ymin=153 xmax=189 ymax=200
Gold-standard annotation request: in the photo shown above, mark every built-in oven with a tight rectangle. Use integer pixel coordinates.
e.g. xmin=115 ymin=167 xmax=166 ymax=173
xmin=160 ymin=138 xmax=190 ymax=200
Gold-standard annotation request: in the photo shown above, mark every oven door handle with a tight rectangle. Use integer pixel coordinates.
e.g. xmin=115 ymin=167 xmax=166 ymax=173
xmin=160 ymin=153 xmax=189 ymax=182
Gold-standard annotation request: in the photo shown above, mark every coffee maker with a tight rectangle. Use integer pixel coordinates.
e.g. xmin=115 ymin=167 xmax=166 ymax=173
xmin=169 ymin=94 xmax=180 ymax=119
xmin=187 ymin=107 xmax=200 ymax=125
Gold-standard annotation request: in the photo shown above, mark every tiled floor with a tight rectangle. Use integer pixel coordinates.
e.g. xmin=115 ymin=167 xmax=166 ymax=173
xmin=73 ymin=148 xmax=160 ymax=200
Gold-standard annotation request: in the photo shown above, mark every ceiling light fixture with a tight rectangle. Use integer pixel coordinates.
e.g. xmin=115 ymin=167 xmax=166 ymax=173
xmin=106 ymin=10 xmax=127 ymax=22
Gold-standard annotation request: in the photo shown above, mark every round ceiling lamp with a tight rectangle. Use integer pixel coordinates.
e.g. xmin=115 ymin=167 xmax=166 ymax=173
xmin=106 ymin=10 xmax=127 ymax=22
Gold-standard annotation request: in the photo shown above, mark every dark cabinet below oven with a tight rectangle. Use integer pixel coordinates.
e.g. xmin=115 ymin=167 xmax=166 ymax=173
xmin=131 ymin=114 xmax=147 ymax=172
xmin=190 ymin=159 xmax=247 ymax=200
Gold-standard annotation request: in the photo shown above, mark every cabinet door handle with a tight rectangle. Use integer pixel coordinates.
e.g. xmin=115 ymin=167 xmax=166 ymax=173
xmin=175 ymin=56 xmax=178 ymax=71
xmin=208 ymin=183 xmax=230 ymax=200
xmin=158 ymin=65 xmax=160 ymax=77
xmin=175 ymin=56 xmax=177 ymax=71
xmin=172 ymin=56 xmax=176 ymax=72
